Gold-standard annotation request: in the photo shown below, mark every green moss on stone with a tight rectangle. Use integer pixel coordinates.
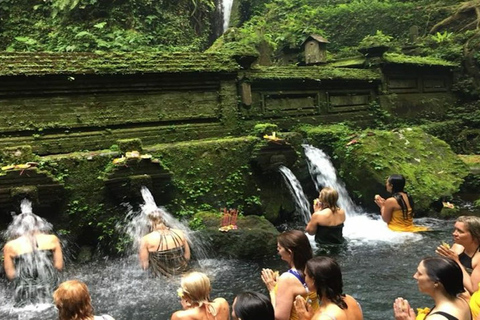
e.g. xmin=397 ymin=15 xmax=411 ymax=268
xmin=117 ymin=139 xmax=143 ymax=153
xmin=333 ymin=127 xmax=469 ymax=213
xmin=383 ymin=53 xmax=458 ymax=67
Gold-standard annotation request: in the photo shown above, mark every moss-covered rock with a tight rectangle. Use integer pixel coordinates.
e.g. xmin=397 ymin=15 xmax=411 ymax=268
xmin=195 ymin=211 xmax=279 ymax=258
xmin=331 ymin=127 xmax=469 ymax=213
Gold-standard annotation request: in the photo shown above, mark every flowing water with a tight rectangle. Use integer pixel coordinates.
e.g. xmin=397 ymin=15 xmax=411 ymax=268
xmin=279 ymin=165 xmax=312 ymax=224
xmin=222 ymin=0 xmax=234 ymax=32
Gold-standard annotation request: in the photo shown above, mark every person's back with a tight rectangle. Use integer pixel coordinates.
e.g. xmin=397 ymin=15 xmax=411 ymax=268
xmin=344 ymin=295 xmax=363 ymax=320
xmin=171 ymin=297 xmax=229 ymax=320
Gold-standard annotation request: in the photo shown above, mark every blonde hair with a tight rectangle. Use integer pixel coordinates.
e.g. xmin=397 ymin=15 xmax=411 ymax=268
xmin=180 ymin=272 xmax=211 ymax=305
xmin=53 ymin=280 xmax=94 ymax=320
xmin=319 ymin=187 xmax=340 ymax=212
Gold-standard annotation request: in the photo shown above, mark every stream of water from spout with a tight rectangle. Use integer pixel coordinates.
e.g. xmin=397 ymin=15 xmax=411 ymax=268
xmin=123 ymin=186 xmax=210 ymax=261
xmin=278 ymin=165 xmax=311 ymax=225
xmin=302 ymin=144 xmax=425 ymax=243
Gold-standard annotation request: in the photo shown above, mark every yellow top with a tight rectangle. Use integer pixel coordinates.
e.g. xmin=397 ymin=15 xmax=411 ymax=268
xmin=388 ymin=209 xmax=429 ymax=232
xmin=273 ymin=285 xmax=319 ymax=320
xmin=470 ymin=285 xmax=480 ymax=319
xmin=416 ymin=307 xmax=431 ymax=320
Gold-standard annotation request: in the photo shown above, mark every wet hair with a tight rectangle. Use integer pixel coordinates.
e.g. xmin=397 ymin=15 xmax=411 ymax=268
xmin=456 ymin=216 xmax=480 ymax=243
xmin=422 ymin=256 xmax=464 ymax=297
xmin=180 ymin=271 xmax=212 ymax=305
xmin=5 ymin=212 xmax=52 ymax=240
xmin=305 ymin=256 xmax=347 ymax=309
xmin=233 ymin=291 xmax=274 ymax=320
xmin=277 ymin=230 xmax=312 ymax=278
xmin=318 ymin=187 xmax=340 ymax=213
xmin=53 ymin=280 xmax=94 ymax=320
xmin=388 ymin=174 xmax=414 ymax=219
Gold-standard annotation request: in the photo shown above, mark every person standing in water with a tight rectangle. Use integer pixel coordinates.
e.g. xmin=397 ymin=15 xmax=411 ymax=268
xmin=3 ymin=210 xmax=63 ymax=305
xmin=305 ymin=187 xmax=346 ymax=244
xmin=139 ymin=208 xmax=191 ymax=276
xmin=374 ymin=174 xmax=428 ymax=232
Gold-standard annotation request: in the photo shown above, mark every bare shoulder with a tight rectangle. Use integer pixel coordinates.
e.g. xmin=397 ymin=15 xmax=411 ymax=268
xmin=170 ymin=308 xmax=197 ymax=320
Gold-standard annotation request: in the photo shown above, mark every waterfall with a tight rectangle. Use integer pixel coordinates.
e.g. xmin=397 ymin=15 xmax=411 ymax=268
xmin=222 ymin=0 xmax=234 ymax=32
xmin=303 ymin=145 xmax=423 ymax=243
xmin=278 ymin=165 xmax=311 ymax=224
xmin=123 ymin=186 xmax=210 ymax=260
xmin=4 ymin=199 xmax=59 ymax=306
xmin=303 ymin=144 xmax=361 ymax=216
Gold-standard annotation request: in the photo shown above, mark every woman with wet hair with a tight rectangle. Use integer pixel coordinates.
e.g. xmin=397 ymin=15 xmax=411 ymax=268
xmin=53 ymin=280 xmax=115 ymax=320
xmin=374 ymin=174 xmax=428 ymax=232
xmin=294 ymin=256 xmax=363 ymax=320
xmin=306 ymin=187 xmax=346 ymax=244
xmin=171 ymin=271 xmax=230 ymax=320
xmin=3 ymin=210 xmax=63 ymax=305
xmin=261 ymin=230 xmax=319 ymax=320
xmin=138 ymin=208 xmax=190 ymax=276
xmin=393 ymin=256 xmax=470 ymax=320
xmin=232 ymin=291 xmax=274 ymax=320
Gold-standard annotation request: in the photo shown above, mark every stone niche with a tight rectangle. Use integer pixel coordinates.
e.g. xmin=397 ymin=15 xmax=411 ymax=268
xmin=0 ymin=168 xmax=64 ymax=221
xmin=104 ymin=157 xmax=173 ymax=204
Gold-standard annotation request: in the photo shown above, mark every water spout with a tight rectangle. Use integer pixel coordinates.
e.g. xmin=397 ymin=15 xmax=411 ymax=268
xmin=303 ymin=145 xmax=361 ymax=217
xmin=278 ymin=166 xmax=311 ymax=224
xmin=123 ymin=186 xmax=210 ymax=260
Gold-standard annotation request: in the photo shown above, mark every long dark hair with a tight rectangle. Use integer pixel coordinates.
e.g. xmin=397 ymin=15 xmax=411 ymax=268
xmin=234 ymin=291 xmax=274 ymax=320
xmin=422 ymin=257 xmax=464 ymax=297
xmin=388 ymin=174 xmax=414 ymax=219
xmin=305 ymin=256 xmax=347 ymax=309
xmin=277 ymin=230 xmax=312 ymax=278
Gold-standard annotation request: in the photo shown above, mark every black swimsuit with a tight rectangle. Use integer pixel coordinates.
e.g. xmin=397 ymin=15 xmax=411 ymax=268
xmin=148 ymin=229 xmax=189 ymax=277
xmin=459 ymin=245 xmax=480 ymax=273
xmin=315 ymin=223 xmax=344 ymax=244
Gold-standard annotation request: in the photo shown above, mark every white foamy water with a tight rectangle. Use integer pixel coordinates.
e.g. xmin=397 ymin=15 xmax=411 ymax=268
xmin=222 ymin=0 xmax=234 ymax=32
xmin=303 ymin=144 xmax=425 ymax=244
xmin=122 ymin=186 xmax=211 ymax=260
xmin=279 ymin=165 xmax=311 ymax=224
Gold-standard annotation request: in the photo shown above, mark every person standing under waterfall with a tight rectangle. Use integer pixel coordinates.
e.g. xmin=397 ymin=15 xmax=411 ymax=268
xmin=374 ymin=174 xmax=428 ymax=232
xmin=261 ymin=230 xmax=319 ymax=320
xmin=305 ymin=187 xmax=346 ymax=244
xmin=139 ymin=208 xmax=191 ymax=276
xmin=3 ymin=211 xmax=63 ymax=305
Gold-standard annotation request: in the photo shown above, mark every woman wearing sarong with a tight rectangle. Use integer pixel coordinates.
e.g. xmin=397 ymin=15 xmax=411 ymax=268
xmin=374 ymin=174 xmax=428 ymax=232
xmin=139 ymin=208 xmax=190 ymax=276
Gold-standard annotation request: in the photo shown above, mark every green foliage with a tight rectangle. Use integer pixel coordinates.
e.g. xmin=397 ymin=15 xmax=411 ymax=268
xmin=359 ymin=30 xmax=393 ymax=48
xmin=431 ymin=31 xmax=453 ymax=43
xmin=0 ymin=0 xmax=216 ymax=52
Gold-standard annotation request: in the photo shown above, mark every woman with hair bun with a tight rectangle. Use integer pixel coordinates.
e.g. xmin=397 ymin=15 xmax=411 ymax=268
xmin=171 ymin=271 xmax=230 ymax=320
xmin=53 ymin=280 xmax=115 ymax=320
xmin=393 ymin=256 xmax=470 ymax=320
xmin=138 ymin=208 xmax=190 ymax=276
